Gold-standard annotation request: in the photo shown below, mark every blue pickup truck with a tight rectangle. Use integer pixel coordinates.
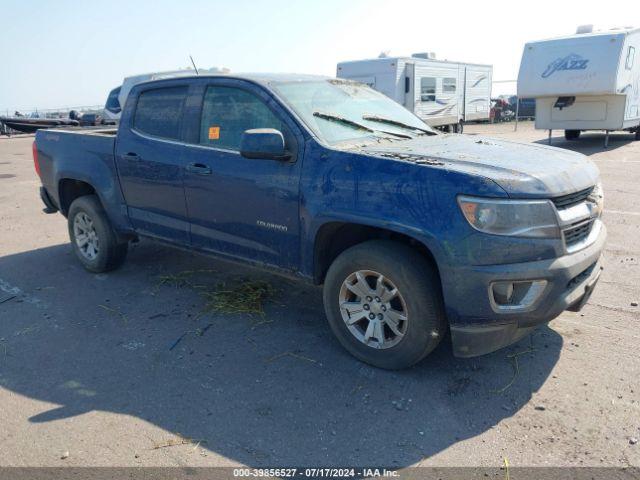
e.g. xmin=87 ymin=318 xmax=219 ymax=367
xmin=33 ymin=74 xmax=605 ymax=369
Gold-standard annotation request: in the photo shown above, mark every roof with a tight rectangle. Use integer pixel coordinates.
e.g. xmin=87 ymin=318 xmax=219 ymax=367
xmin=135 ymin=72 xmax=332 ymax=89
xmin=527 ymin=26 xmax=640 ymax=44
xmin=337 ymin=56 xmax=492 ymax=68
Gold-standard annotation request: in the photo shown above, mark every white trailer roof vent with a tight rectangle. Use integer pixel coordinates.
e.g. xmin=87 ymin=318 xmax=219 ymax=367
xmin=412 ymin=52 xmax=436 ymax=60
xmin=576 ymin=24 xmax=594 ymax=34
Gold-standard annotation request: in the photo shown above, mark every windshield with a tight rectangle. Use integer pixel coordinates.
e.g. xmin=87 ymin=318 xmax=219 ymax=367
xmin=271 ymin=79 xmax=437 ymax=145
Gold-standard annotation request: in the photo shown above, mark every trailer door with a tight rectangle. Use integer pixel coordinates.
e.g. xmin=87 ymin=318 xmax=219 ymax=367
xmin=463 ymin=66 xmax=491 ymax=122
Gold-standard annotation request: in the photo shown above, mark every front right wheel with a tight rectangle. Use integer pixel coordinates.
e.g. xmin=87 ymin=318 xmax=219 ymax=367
xmin=323 ymin=240 xmax=446 ymax=369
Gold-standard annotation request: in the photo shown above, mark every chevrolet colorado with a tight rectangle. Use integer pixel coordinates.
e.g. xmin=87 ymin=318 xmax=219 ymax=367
xmin=33 ymin=74 xmax=605 ymax=369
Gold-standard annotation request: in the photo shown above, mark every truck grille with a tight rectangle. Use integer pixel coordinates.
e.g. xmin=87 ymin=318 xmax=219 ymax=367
xmin=563 ymin=220 xmax=593 ymax=247
xmin=551 ymin=187 xmax=594 ymax=210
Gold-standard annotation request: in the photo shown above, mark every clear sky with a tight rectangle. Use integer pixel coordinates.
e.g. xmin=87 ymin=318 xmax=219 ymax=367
xmin=0 ymin=0 xmax=636 ymax=112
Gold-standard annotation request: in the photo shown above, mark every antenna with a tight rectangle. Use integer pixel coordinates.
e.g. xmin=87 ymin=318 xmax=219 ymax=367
xmin=189 ymin=55 xmax=199 ymax=75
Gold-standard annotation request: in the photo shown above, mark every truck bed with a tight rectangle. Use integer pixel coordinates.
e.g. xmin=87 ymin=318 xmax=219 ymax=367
xmin=35 ymin=127 xmax=121 ymax=219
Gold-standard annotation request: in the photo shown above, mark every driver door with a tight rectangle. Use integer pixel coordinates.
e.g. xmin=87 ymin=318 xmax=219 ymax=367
xmin=181 ymin=80 xmax=302 ymax=270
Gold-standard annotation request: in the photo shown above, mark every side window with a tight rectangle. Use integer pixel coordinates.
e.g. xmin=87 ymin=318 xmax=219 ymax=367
xmin=105 ymin=86 xmax=122 ymax=114
xmin=626 ymin=46 xmax=635 ymax=70
xmin=420 ymin=77 xmax=436 ymax=102
xmin=133 ymin=87 xmax=187 ymax=141
xmin=443 ymin=77 xmax=457 ymax=93
xmin=199 ymin=86 xmax=286 ymax=150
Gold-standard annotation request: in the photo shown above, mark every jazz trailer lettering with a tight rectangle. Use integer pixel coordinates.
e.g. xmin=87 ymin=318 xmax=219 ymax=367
xmin=542 ymin=54 xmax=589 ymax=78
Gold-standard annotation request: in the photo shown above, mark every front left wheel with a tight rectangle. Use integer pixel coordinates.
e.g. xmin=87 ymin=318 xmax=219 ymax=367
xmin=67 ymin=195 xmax=128 ymax=273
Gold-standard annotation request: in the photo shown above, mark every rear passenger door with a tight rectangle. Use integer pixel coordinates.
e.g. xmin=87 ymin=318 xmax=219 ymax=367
xmin=115 ymin=83 xmax=191 ymax=244
xmin=181 ymin=79 xmax=303 ymax=270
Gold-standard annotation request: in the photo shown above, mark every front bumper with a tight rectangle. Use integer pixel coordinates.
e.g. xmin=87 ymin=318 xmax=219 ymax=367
xmin=445 ymin=223 xmax=606 ymax=357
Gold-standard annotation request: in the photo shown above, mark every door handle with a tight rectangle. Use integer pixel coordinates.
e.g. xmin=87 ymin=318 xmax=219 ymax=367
xmin=186 ymin=162 xmax=212 ymax=175
xmin=123 ymin=152 xmax=140 ymax=161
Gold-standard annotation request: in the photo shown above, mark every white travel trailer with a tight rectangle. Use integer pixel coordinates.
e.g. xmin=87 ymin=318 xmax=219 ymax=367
xmin=103 ymin=67 xmax=230 ymax=121
xmin=337 ymin=54 xmax=493 ymax=131
xmin=518 ymin=26 xmax=640 ymax=145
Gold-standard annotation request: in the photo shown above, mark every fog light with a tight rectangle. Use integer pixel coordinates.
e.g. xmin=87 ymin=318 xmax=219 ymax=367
xmin=493 ymin=282 xmax=514 ymax=304
xmin=490 ymin=280 xmax=548 ymax=311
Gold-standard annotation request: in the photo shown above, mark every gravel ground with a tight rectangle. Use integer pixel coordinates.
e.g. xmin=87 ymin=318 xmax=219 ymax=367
xmin=0 ymin=122 xmax=638 ymax=469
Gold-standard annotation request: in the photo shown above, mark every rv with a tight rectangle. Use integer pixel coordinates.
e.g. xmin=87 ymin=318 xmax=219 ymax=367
xmin=103 ymin=67 xmax=231 ymax=121
xmin=518 ymin=25 xmax=640 ymax=145
xmin=337 ymin=54 xmax=493 ymax=132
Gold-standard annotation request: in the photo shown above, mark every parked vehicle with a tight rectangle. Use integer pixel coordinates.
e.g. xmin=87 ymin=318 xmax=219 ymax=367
xmin=103 ymin=86 xmax=122 ymax=121
xmin=79 ymin=113 xmax=103 ymax=126
xmin=34 ymin=74 xmax=605 ymax=369
xmin=509 ymin=96 xmax=536 ymax=119
xmin=0 ymin=116 xmax=79 ymax=134
xmin=102 ymin=67 xmax=231 ymax=122
xmin=490 ymin=98 xmax=514 ymax=123
xmin=337 ymin=53 xmax=492 ymax=132
xmin=518 ymin=25 xmax=640 ymax=144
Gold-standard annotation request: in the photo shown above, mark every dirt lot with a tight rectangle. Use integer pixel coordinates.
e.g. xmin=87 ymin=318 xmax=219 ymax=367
xmin=0 ymin=122 xmax=638 ymax=469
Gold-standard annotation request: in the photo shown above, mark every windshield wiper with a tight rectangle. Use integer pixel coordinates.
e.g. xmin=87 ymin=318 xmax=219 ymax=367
xmin=362 ymin=114 xmax=437 ymax=136
xmin=313 ymin=111 xmax=374 ymax=132
xmin=312 ymin=111 xmax=412 ymax=139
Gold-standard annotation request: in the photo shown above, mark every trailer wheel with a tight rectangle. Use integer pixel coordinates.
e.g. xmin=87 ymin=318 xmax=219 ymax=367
xmin=635 ymin=129 xmax=640 ymax=141
xmin=67 ymin=195 xmax=128 ymax=273
xmin=565 ymin=129 xmax=581 ymax=140
xmin=323 ymin=240 xmax=446 ymax=370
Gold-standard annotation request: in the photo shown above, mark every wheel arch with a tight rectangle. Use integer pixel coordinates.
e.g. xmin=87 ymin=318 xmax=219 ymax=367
xmin=312 ymin=221 xmax=442 ymax=287
xmin=58 ymin=178 xmax=99 ymax=216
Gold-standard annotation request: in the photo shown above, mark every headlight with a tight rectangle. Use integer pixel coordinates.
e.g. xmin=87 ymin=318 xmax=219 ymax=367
xmin=458 ymin=196 xmax=561 ymax=238
xmin=588 ymin=181 xmax=604 ymax=217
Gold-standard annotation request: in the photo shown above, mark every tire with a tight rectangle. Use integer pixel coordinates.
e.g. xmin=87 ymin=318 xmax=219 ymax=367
xmin=323 ymin=240 xmax=446 ymax=370
xmin=67 ymin=195 xmax=128 ymax=273
xmin=635 ymin=129 xmax=640 ymax=141
xmin=564 ymin=129 xmax=581 ymax=140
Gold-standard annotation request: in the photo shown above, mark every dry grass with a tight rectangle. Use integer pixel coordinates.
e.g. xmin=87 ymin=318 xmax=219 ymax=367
xmin=200 ymin=280 xmax=275 ymax=316
xmin=156 ymin=270 xmax=276 ymax=319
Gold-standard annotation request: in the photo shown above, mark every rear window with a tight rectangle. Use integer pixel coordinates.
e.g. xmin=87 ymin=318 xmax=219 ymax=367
xmin=133 ymin=87 xmax=187 ymax=141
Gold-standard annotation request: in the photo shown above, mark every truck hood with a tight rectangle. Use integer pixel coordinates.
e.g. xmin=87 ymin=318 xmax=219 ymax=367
xmin=360 ymin=134 xmax=600 ymax=197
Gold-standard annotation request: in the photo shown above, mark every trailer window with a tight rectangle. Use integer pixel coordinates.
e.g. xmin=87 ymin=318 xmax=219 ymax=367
xmin=420 ymin=77 xmax=436 ymax=102
xmin=133 ymin=86 xmax=187 ymax=141
xmin=626 ymin=46 xmax=635 ymax=70
xmin=443 ymin=78 xmax=456 ymax=93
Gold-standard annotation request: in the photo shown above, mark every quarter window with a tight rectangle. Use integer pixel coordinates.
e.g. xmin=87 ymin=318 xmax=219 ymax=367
xmin=420 ymin=77 xmax=436 ymax=102
xmin=626 ymin=46 xmax=635 ymax=70
xmin=443 ymin=77 xmax=457 ymax=93
xmin=133 ymin=87 xmax=187 ymax=141
xmin=199 ymin=86 xmax=285 ymax=150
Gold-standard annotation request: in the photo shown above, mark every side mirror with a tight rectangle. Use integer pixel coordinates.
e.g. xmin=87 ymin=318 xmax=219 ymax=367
xmin=240 ymin=129 xmax=290 ymax=160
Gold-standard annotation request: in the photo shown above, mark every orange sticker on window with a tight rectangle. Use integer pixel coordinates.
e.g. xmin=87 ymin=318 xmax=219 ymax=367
xmin=208 ymin=126 xmax=220 ymax=140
